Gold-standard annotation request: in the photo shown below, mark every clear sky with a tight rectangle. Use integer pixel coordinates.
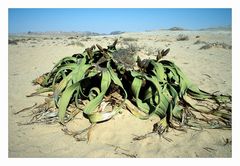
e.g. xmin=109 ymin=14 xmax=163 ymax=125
xmin=9 ymin=8 xmax=231 ymax=33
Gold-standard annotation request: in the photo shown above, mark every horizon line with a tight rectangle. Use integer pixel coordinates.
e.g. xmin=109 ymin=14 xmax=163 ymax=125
xmin=9 ymin=25 xmax=232 ymax=35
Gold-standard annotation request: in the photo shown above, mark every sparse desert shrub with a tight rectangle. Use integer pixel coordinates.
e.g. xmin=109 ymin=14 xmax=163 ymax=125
xmin=126 ymin=43 xmax=141 ymax=53
xmin=9 ymin=38 xmax=30 ymax=44
xmin=155 ymin=39 xmax=173 ymax=43
xmin=195 ymin=35 xmax=200 ymax=38
xmin=176 ymin=34 xmax=189 ymax=41
xmin=122 ymin=37 xmax=138 ymax=42
xmin=194 ymin=40 xmax=208 ymax=45
xmin=8 ymin=39 xmax=18 ymax=45
xmin=67 ymin=41 xmax=85 ymax=47
xmin=112 ymin=48 xmax=136 ymax=69
xmin=68 ymin=36 xmax=78 ymax=40
xmin=200 ymin=42 xmax=232 ymax=50
xmin=27 ymin=37 xmax=37 ymax=41
xmin=30 ymin=41 xmax=38 ymax=44
xmin=121 ymin=42 xmax=141 ymax=54
xmin=194 ymin=40 xmax=231 ymax=50
xmin=112 ymin=41 xmax=141 ymax=67
xmin=199 ymin=44 xmax=212 ymax=50
xmin=81 ymin=37 xmax=91 ymax=41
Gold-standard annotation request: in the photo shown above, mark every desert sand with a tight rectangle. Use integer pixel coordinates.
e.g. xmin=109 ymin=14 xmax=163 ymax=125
xmin=8 ymin=30 xmax=232 ymax=157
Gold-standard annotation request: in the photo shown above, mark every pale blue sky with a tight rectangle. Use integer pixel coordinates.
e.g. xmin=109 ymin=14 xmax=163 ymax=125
xmin=9 ymin=8 xmax=231 ymax=33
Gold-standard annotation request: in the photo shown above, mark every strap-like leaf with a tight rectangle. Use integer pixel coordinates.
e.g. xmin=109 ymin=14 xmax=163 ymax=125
xmin=83 ymin=70 xmax=111 ymax=115
xmin=58 ymin=82 xmax=80 ymax=123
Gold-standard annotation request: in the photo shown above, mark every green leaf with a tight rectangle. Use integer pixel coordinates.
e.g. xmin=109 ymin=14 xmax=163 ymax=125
xmin=83 ymin=70 xmax=111 ymax=115
xmin=150 ymin=60 xmax=167 ymax=82
xmin=58 ymin=82 xmax=80 ymax=123
xmin=131 ymin=76 xmax=150 ymax=113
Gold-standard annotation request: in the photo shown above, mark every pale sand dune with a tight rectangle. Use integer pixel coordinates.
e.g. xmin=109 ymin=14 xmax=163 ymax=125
xmin=8 ymin=30 xmax=232 ymax=157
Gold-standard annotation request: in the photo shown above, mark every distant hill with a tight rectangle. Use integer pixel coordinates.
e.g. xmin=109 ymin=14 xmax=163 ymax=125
xmin=10 ymin=31 xmax=104 ymax=36
xmin=150 ymin=26 xmax=231 ymax=32
xmin=10 ymin=31 xmax=127 ymax=36
xmin=109 ymin=31 xmax=125 ymax=35
xmin=168 ymin=27 xmax=185 ymax=31
xmin=198 ymin=26 xmax=231 ymax=31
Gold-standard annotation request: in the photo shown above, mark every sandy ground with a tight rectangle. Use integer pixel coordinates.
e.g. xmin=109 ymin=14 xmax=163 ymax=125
xmin=8 ymin=30 xmax=232 ymax=157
